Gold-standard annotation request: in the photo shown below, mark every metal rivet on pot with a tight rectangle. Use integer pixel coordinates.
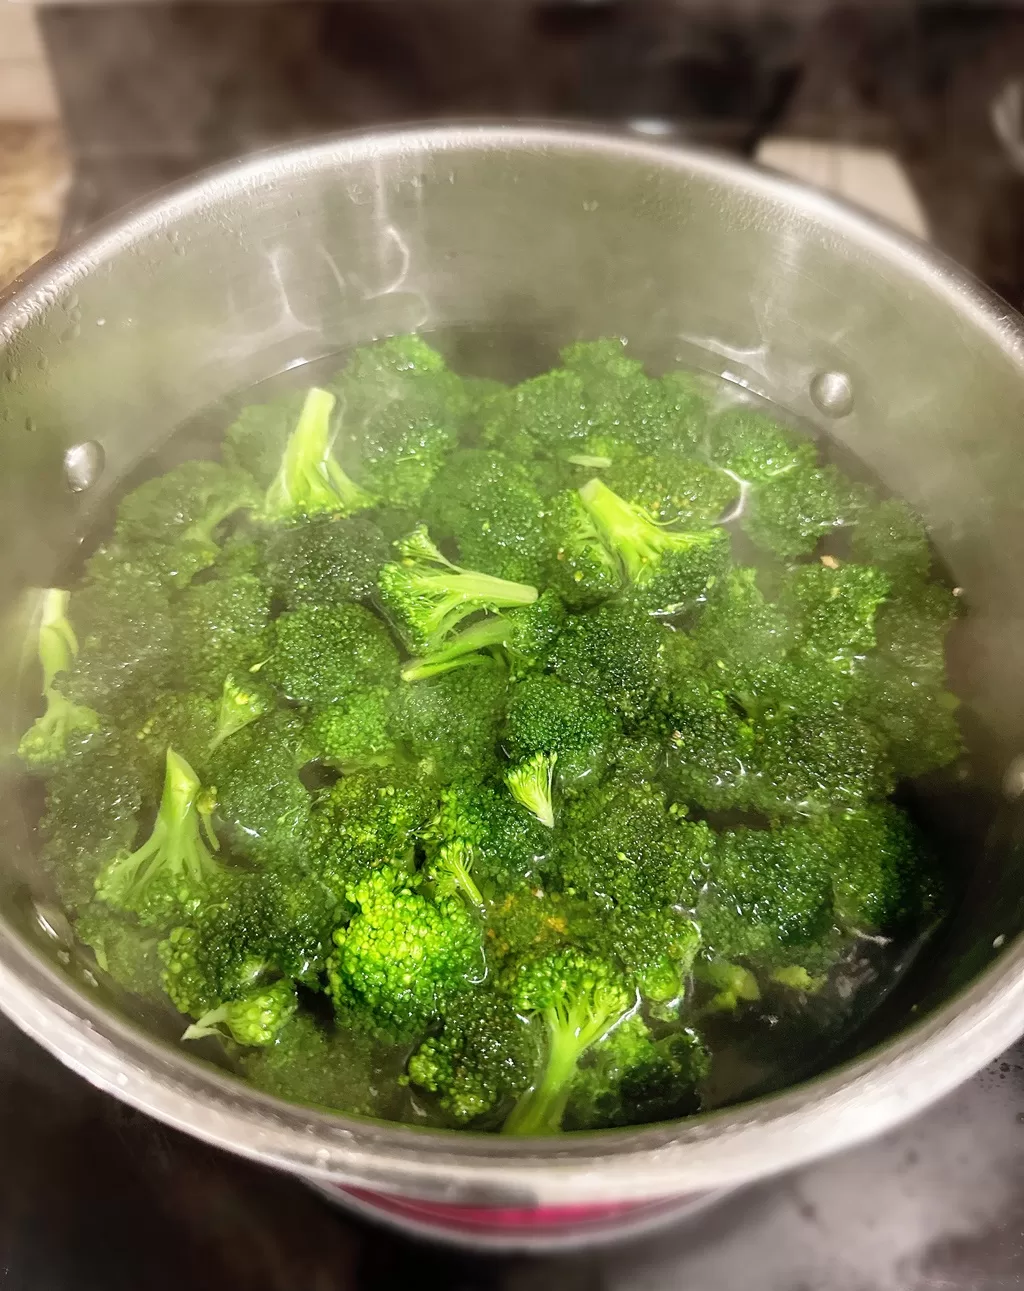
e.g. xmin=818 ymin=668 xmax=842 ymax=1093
xmin=809 ymin=370 xmax=855 ymax=418
xmin=64 ymin=440 xmax=105 ymax=492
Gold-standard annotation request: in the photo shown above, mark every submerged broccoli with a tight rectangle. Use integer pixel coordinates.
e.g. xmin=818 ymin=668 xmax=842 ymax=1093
xmin=262 ymin=386 xmax=375 ymax=521
xmin=18 ymin=589 xmax=100 ymax=768
xmin=379 ymin=525 xmax=538 ymax=654
xmin=544 ymin=488 xmax=622 ymax=609
xmin=390 ymin=659 xmax=507 ymax=784
xmin=427 ymin=781 xmax=554 ymax=894
xmin=182 ymin=978 xmax=297 ymax=1047
xmin=399 ymin=590 xmax=565 ymax=682
xmin=262 ymin=513 xmax=390 ymax=608
xmin=505 ymin=673 xmax=621 ymax=793
xmin=268 ymin=602 xmax=398 ymax=705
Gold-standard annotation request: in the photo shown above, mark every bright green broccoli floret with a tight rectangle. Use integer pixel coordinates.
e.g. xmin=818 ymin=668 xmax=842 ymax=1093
xmin=406 ymin=989 xmax=536 ymax=1125
xmin=501 ymin=947 xmax=635 ymax=1136
xmin=330 ymin=336 xmax=470 ymax=508
xmin=400 ymin=590 xmax=566 ymax=682
xmin=115 ymin=460 xmax=260 ymax=587
xmin=504 ymin=673 xmax=621 ymax=792
xmin=327 ymin=865 xmax=483 ymax=1037
xmin=609 ymin=906 xmax=702 ymax=1010
xmin=262 ymin=513 xmax=390 ymax=608
xmin=548 ymin=599 xmax=667 ymax=723
xmin=307 ymin=687 xmax=394 ymax=768
xmin=19 ymin=589 xmax=100 ymax=768
xmin=95 ymin=748 xmax=222 ymax=926
xmin=389 ymin=659 xmax=507 ymax=783
xmin=607 ymin=453 xmax=739 ymax=527
xmin=427 ymin=782 xmax=554 ymax=894
xmin=743 ymin=464 xmax=859 ymax=558
xmin=268 ymin=602 xmax=398 ymax=704
xmin=697 ymin=959 xmax=762 ymax=1012
xmin=703 ymin=406 xmax=817 ymax=482
xmin=262 ymin=386 xmax=376 ymax=521
xmin=174 ymin=572 xmax=271 ymax=697
xmin=543 ymin=488 xmax=622 ymax=608
xmin=182 ymin=978 xmax=297 ymax=1046
xmin=578 ymin=477 xmax=730 ymax=612
xmin=378 ymin=524 xmax=538 ymax=654
xmin=424 ymin=449 xmax=551 ymax=585
xmin=132 ymin=691 xmax=219 ymax=785
xmin=505 ymin=752 xmax=557 ymax=829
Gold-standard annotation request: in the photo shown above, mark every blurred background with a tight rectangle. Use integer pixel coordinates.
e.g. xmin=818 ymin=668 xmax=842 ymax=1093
xmin=5 ymin=2 xmax=1024 ymax=1288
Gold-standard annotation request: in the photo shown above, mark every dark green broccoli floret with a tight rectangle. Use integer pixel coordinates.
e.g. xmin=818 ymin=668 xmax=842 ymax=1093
xmin=327 ymin=864 xmax=483 ymax=1036
xmin=115 ymin=460 xmax=260 ymax=588
xmin=308 ymin=765 xmax=434 ymax=887
xmin=851 ymin=496 xmax=932 ymax=584
xmin=543 ymin=489 xmax=621 ymax=609
xmin=75 ymin=903 xmax=165 ymax=1001
xmin=95 ymin=748 xmax=222 ymax=926
xmin=558 ymin=774 xmax=711 ymax=913
xmin=578 ymin=477 xmax=730 ymax=612
xmin=207 ymin=712 xmax=312 ymax=865
xmin=424 ymin=449 xmax=551 ymax=585
xmin=389 ymin=660 xmax=507 ymax=784
xmin=606 ymin=453 xmax=739 ymax=527
xmin=608 ymin=906 xmax=702 ymax=1010
xmin=687 ymin=566 xmax=794 ymax=689
xmin=400 ymin=590 xmax=566 ymax=682
xmin=18 ymin=589 xmax=100 ymax=769
xmin=703 ymin=406 xmax=817 ymax=482
xmin=241 ymin=1013 xmax=387 ymax=1118
xmin=505 ymin=752 xmax=557 ymax=829
xmin=268 ymin=602 xmax=398 ymax=705
xmin=504 ymin=673 xmax=621 ymax=792
xmin=378 ymin=524 xmax=538 ymax=654
xmin=480 ymin=368 xmax=593 ymax=461
xmin=501 ymin=947 xmax=635 ymax=1136
xmin=262 ymin=386 xmax=376 ymax=521
xmin=566 ymin=1014 xmax=708 ymax=1130
xmin=786 ymin=562 xmax=891 ymax=676
xmin=174 ymin=572 xmax=271 ymax=697
xmin=548 ymin=599 xmax=667 ymax=723
xmin=262 ymin=513 xmax=390 ymax=608
xmin=182 ymin=978 xmax=297 ymax=1046
xmin=307 ymin=687 xmax=394 ymax=768
xmin=131 ymin=691 xmax=220 ymax=785
xmin=222 ymin=388 xmax=307 ymax=487
xmin=330 ymin=336 xmax=470 ymax=508
xmin=743 ymin=464 xmax=859 ymax=558
xmin=406 ymin=989 xmax=536 ymax=1125
xmin=427 ymin=782 xmax=554 ymax=894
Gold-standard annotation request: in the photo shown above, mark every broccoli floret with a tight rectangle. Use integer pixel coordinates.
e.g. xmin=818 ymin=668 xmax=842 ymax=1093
xmin=378 ymin=525 xmax=538 ymax=654
xmin=75 ymin=903 xmax=165 ymax=1001
xmin=330 ymin=336 xmax=470 ymax=507
xmin=851 ymin=495 xmax=932 ymax=584
xmin=222 ymin=388 xmax=307 ymax=487
xmin=427 ymin=782 xmax=554 ymax=894
xmin=501 ymin=947 xmax=635 ymax=1135
xmin=566 ymin=1014 xmax=708 ymax=1130
xmin=262 ymin=386 xmax=375 ymax=521
xmin=19 ymin=589 xmax=100 ymax=769
xmin=558 ymin=774 xmax=711 ymax=913
xmin=182 ymin=978 xmax=297 ymax=1046
xmin=307 ymin=687 xmax=394 ymax=768
xmin=578 ymin=477 xmax=730 ymax=612
xmin=687 ymin=566 xmax=794 ymax=688
xmin=241 ymin=1013 xmax=387 ymax=1118
xmin=209 ymin=674 xmax=271 ymax=751
xmin=400 ymin=590 xmax=565 ymax=682
xmin=114 ymin=461 xmax=260 ymax=588
xmin=95 ymin=748 xmax=222 ymax=926
xmin=504 ymin=673 xmax=621 ymax=792
xmin=268 ymin=602 xmax=398 ymax=705
xmin=262 ymin=513 xmax=390 ymax=608
xmin=607 ymin=453 xmax=739 ymax=527
xmin=389 ymin=659 xmax=507 ymax=784
xmin=174 ymin=573 xmax=271 ymax=697
xmin=308 ymin=766 xmax=434 ymax=887
xmin=480 ymin=368 xmax=593 ymax=461
xmin=132 ymin=691 xmax=220 ymax=785
xmin=609 ymin=906 xmax=702 ymax=1010
xmin=406 ymin=989 xmax=536 ymax=1125
xmin=743 ymin=464 xmax=859 ymax=558
xmin=547 ymin=599 xmax=667 ymax=723
xmin=703 ymin=406 xmax=817 ymax=482
xmin=696 ymin=959 xmax=762 ymax=1012
xmin=505 ymin=752 xmax=557 ymax=829
xmin=327 ymin=865 xmax=483 ymax=1037
xmin=427 ymin=840 xmax=483 ymax=908
xmin=207 ymin=712 xmax=312 ymax=865
xmin=424 ymin=449 xmax=551 ymax=585
xmin=543 ymin=489 xmax=622 ymax=609
xmin=786 ymin=562 xmax=891 ymax=677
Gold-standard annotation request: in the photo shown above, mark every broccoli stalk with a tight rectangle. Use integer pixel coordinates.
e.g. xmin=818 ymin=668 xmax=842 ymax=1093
xmin=505 ymin=752 xmax=557 ymax=828
xmin=95 ymin=748 xmax=222 ymax=924
xmin=578 ymin=477 xmax=723 ymax=590
xmin=503 ymin=950 xmax=634 ymax=1136
xmin=379 ymin=525 xmax=538 ymax=653
xmin=263 ymin=387 xmax=375 ymax=521
xmin=429 ymin=840 xmax=484 ymax=908
xmin=400 ymin=616 xmax=509 ymax=681
xmin=18 ymin=589 xmax=100 ymax=768
xmin=182 ymin=978 xmax=297 ymax=1046
xmin=208 ymin=674 xmax=269 ymax=751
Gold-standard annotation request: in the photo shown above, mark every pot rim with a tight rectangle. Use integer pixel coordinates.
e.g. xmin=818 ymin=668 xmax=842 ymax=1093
xmin=2 ymin=123 xmax=1022 ymax=1204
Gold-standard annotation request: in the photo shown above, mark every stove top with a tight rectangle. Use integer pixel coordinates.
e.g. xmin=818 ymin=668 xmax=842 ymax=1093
xmin=11 ymin=3 xmax=1024 ymax=1286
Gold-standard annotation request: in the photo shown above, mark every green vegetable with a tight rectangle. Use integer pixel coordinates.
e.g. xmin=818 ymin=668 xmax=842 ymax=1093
xmin=263 ymin=386 xmax=375 ymax=520
xmin=18 ymin=589 xmax=100 ymax=769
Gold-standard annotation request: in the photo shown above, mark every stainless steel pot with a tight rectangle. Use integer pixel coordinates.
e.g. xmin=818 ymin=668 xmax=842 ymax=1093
xmin=2 ymin=125 xmax=1024 ymax=1219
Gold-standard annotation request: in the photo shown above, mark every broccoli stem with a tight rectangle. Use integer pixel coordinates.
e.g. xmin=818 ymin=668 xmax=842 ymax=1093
xmin=578 ymin=477 xmax=671 ymax=584
xmin=37 ymin=588 xmax=77 ymax=689
xmin=18 ymin=588 xmax=100 ymax=767
xmin=208 ymin=675 xmax=267 ymax=750
xmin=502 ymin=1022 xmax=586 ymax=1135
xmin=263 ymin=387 xmax=375 ymax=520
xmin=401 ymin=617 xmax=510 ymax=681
xmin=432 ymin=841 xmax=484 ymax=908
xmin=505 ymin=751 xmax=557 ymax=828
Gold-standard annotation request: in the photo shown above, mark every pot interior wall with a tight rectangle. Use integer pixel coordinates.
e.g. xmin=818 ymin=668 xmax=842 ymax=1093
xmin=1 ymin=130 xmax=1023 ymax=1089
